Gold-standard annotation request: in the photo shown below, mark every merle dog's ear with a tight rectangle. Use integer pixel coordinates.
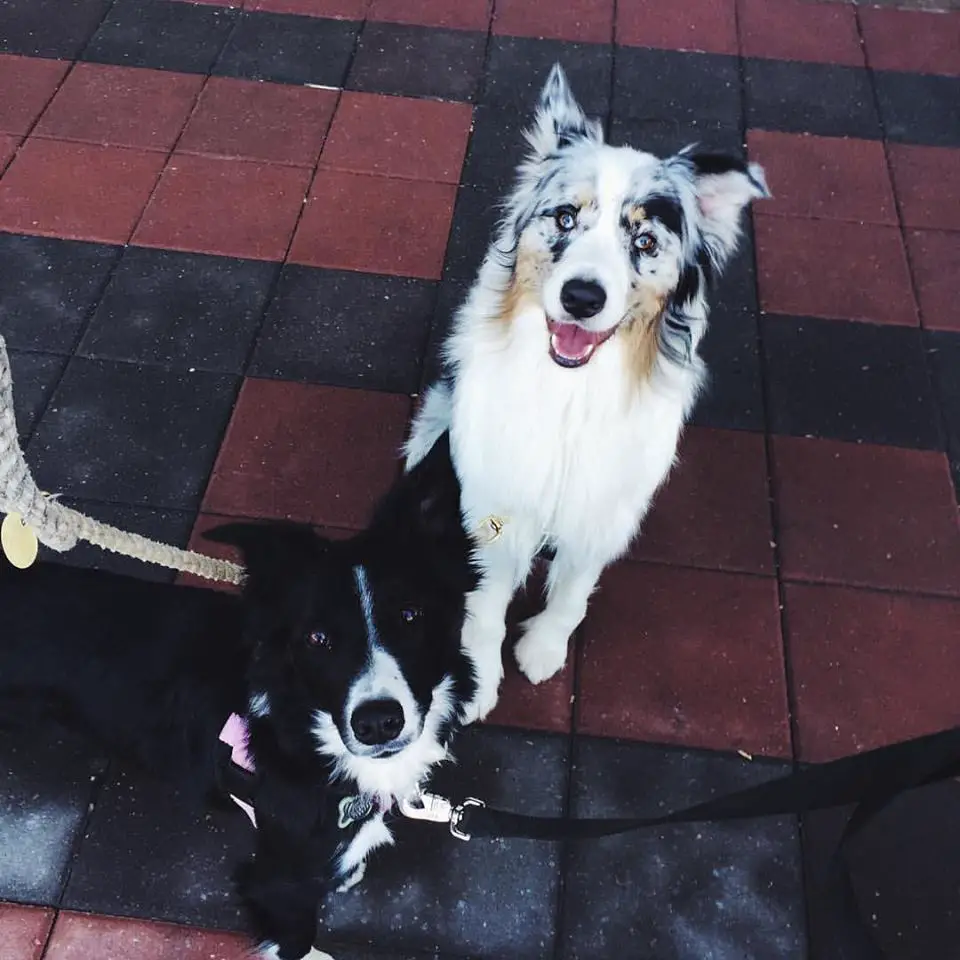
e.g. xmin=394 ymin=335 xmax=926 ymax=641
xmin=526 ymin=63 xmax=603 ymax=160
xmin=683 ymin=151 xmax=770 ymax=262
xmin=204 ymin=522 xmax=326 ymax=597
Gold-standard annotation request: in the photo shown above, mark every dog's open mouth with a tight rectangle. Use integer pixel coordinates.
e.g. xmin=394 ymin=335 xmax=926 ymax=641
xmin=547 ymin=319 xmax=617 ymax=368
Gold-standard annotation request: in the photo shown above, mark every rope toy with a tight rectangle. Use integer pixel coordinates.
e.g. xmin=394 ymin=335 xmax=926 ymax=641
xmin=0 ymin=334 xmax=243 ymax=584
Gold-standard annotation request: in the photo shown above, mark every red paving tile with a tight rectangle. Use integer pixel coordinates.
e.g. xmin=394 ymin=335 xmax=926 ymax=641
xmin=247 ymin=0 xmax=368 ymax=16
xmin=616 ymin=0 xmax=737 ymax=55
xmin=888 ymin=144 xmax=960 ymax=232
xmin=746 ymin=130 xmax=896 ymax=224
xmin=786 ymin=582 xmax=960 ymax=762
xmin=628 ymin=426 xmax=774 ymax=575
xmin=0 ymin=139 xmax=164 ymax=244
xmin=44 ymin=912 xmax=253 ymax=960
xmin=859 ymin=6 xmax=960 ymax=77
xmin=0 ymin=902 xmax=54 ymax=960
xmin=578 ymin=562 xmax=790 ymax=757
xmin=0 ymin=54 xmax=69 ymax=136
xmin=0 ymin=135 xmax=20 ymax=173
xmin=737 ymin=0 xmax=864 ymax=66
xmin=754 ymin=215 xmax=918 ymax=326
xmin=134 ymin=154 xmax=311 ymax=261
xmin=492 ymin=0 xmax=613 ymax=44
xmin=320 ymin=92 xmax=473 ymax=183
xmin=367 ymin=0 xmax=492 ymax=32
xmin=202 ymin=379 xmax=411 ymax=530
xmin=772 ymin=436 xmax=960 ymax=597
xmin=906 ymin=228 xmax=960 ymax=333
xmin=289 ymin=170 xmax=456 ymax=280
xmin=177 ymin=77 xmax=338 ymax=167
xmin=33 ymin=63 xmax=203 ymax=152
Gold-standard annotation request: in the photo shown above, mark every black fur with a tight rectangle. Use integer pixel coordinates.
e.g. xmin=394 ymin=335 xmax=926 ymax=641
xmin=0 ymin=433 xmax=476 ymax=960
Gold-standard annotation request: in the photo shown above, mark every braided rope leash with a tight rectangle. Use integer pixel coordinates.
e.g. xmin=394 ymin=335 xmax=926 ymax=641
xmin=0 ymin=334 xmax=243 ymax=585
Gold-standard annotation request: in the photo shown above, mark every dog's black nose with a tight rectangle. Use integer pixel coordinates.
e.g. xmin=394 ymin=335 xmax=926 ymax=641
xmin=351 ymin=699 xmax=405 ymax=745
xmin=560 ymin=278 xmax=606 ymax=319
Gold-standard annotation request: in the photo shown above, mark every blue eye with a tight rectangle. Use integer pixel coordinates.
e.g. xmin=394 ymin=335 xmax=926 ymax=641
xmin=555 ymin=207 xmax=578 ymax=232
xmin=633 ymin=232 xmax=658 ymax=255
xmin=400 ymin=607 xmax=421 ymax=624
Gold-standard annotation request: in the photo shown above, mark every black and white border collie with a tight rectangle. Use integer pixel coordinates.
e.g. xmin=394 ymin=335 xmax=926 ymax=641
xmin=0 ymin=434 xmax=476 ymax=960
xmin=406 ymin=65 xmax=769 ymax=722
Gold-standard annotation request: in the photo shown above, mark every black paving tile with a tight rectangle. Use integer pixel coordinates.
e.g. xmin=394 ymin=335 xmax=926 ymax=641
xmin=321 ymin=726 xmax=567 ymax=958
xmin=483 ymin=36 xmax=613 ymax=117
xmin=62 ymin=766 xmax=252 ymax=929
xmin=79 ymin=248 xmax=278 ymax=375
xmin=28 ymin=357 xmax=238 ymax=510
xmin=250 ymin=266 xmax=436 ymax=394
xmin=82 ymin=0 xmax=238 ymax=74
xmin=7 ymin=349 xmax=64 ymax=442
xmin=217 ymin=10 xmax=359 ymax=88
xmin=562 ymin=737 xmax=806 ymax=960
xmin=0 ymin=0 xmax=112 ymax=59
xmin=420 ymin=274 xmax=471 ymax=389
xmin=609 ymin=116 xmax=745 ymax=160
xmin=763 ymin=315 xmax=942 ymax=450
xmin=443 ymin=183 xmax=503 ymax=282
xmin=0 ymin=234 xmax=121 ymax=355
xmin=0 ymin=727 xmax=106 ymax=905
xmin=347 ymin=22 xmax=486 ymax=102
xmin=692 ymin=232 xmax=765 ymax=432
xmin=614 ymin=48 xmax=741 ymax=126
xmin=803 ymin=782 xmax=960 ymax=960
xmin=926 ymin=330 xmax=960 ymax=499
xmin=460 ymin=105 xmax=529 ymax=194
xmin=744 ymin=59 xmax=882 ymax=140
xmin=874 ymin=70 xmax=960 ymax=149
xmin=37 ymin=499 xmax=195 ymax=583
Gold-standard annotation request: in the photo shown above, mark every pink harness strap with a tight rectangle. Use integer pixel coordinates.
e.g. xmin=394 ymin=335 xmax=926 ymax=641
xmin=219 ymin=713 xmax=257 ymax=827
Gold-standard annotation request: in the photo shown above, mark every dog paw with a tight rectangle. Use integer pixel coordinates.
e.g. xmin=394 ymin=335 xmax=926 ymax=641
xmin=460 ymin=678 xmax=502 ymax=725
xmin=258 ymin=944 xmax=335 ymax=960
xmin=514 ymin=615 xmax=570 ymax=685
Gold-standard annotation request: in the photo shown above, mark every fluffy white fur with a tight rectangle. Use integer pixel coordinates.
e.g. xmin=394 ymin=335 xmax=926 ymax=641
xmin=406 ymin=65 xmax=768 ymax=721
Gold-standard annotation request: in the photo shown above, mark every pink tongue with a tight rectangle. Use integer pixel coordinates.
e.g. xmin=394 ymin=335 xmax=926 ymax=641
xmin=552 ymin=322 xmax=597 ymax=357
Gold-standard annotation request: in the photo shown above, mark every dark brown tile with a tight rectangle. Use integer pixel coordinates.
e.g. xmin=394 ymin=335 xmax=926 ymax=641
xmin=578 ymin=562 xmax=791 ymax=757
xmin=289 ymin=170 xmax=455 ymax=279
xmin=0 ymin=134 xmax=20 ymax=172
xmin=737 ymin=0 xmax=863 ymax=66
xmin=320 ymin=92 xmax=473 ymax=183
xmin=889 ymin=143 xmax=960 ymax=231
xmin=34 ymin=63 xmax=202 ymax=151
xmin=616 ymin=0 xmax=737 ymax=55
xmin=367 ymin=0 xmax=491 ymax=31
xmin=773 ymin=436 xmax=960 ymax=596
xmin=0 ymin=139 xmax=164 ymax=244
xmin=44 ymin=912 xmax=254 ymax=960
xmin=860 ymin=6 xmax=960 ymax=78
xmin=0 ymin=902 xmax=54 ymax=960
xmin=134 ymin=154 xmax=311 ymax=261
xmin=755 ymin=214 xmax=918 ymax=326
xmin=177 ymin=77 xmax=338 ymax=167
xmin=629 ymin=427 xmax=774 ymax=576
xmin=492 ymin=0 xmax=613 ymax=43
xmin=785 ymin=581 xmax=960 ymax=761
xmin=202 ymin=378 xmax=411 ymax=529
xmin=907 ymin=228 xmax=960 ymax=333
xmin=247 ymin=0 xmax=367 ymax=16
xmin=746 ymin=129 xmax=896 ymax=224
xmin=0 ymin=54 xmax=69 ymax=135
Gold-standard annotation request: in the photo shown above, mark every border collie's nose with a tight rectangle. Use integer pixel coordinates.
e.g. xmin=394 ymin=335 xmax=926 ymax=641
xmin=351 ymin=699 xmax=405 ymax=745
xmin=560 ymin=278 xmax=606 ymax=320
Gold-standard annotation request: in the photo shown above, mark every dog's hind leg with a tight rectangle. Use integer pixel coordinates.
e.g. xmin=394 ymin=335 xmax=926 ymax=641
xmin=514 ymin=552 xmax=606 ymax=684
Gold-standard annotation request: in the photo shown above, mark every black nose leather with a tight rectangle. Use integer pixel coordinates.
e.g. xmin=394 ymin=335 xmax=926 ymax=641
xmin=560 ymin=278 xmax=607 ymax=319
xmin=351 ymin=698 xmax=405 ymax=745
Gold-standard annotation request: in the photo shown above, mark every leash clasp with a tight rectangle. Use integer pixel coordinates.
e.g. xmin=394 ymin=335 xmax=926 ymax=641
xmin=399 ymin=791 xmax=485 ymax=841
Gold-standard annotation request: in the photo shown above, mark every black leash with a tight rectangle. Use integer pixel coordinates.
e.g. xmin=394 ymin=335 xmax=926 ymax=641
xmin=403 ymin=727 xmax=960 ymax=958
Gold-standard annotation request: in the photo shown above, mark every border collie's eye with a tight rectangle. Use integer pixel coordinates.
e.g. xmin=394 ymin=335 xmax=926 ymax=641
xmin=400 ymin=607 xmax=421 ymax=624
xmin=555 ymin=207 xmax=578 ymax=233
xmin=633 ymin=232 xmax=658 ymax=256
xmin=307 ymin=630 xmax=330 ymax=648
